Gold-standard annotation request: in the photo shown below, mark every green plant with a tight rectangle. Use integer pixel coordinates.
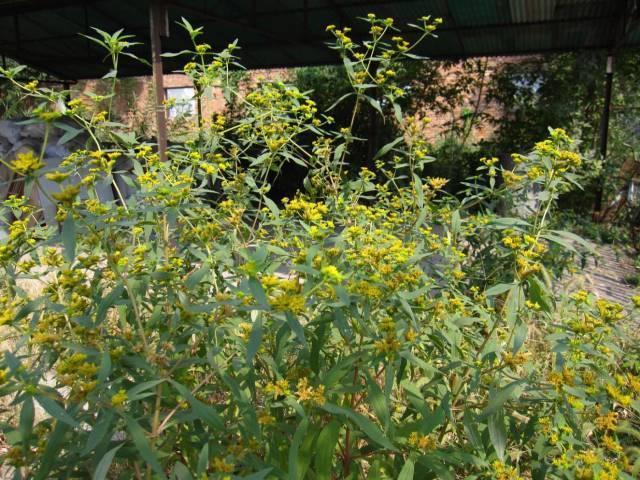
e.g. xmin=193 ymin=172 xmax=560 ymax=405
xmin=0 ymin=14 xmax=639 ymax=480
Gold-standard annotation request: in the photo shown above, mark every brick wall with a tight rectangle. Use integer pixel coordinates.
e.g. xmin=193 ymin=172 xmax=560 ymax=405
xmin=73 ymin=61 xmax=509 ymax=143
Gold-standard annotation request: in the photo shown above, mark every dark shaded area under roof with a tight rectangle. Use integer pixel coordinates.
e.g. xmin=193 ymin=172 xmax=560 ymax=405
xmin=0 ymin=0 xmax=639 ymax=80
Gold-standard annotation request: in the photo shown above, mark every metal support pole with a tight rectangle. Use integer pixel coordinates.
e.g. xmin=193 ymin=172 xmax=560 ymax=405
xmin=62 ymin=81 xmax=71 ymax=105
xmin=599 ymin=55 xmax=614 ymax=159
xmin=150 ymin=1 xmax=169 ymax=162
xmin=594 ymin=55 xmax=614 ymax=214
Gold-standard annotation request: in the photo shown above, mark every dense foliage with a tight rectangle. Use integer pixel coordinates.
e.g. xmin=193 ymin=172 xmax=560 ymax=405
xmin=1 ymin=15 xmax=639 ymax=480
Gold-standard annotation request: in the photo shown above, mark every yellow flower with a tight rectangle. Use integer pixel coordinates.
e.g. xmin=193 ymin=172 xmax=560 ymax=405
xmin=491 ymin=460 xmax=523 ymax=480
xmin=481 ymin=157 xmax=499 ymax=167
xmin=270 ymin=293 xmax=305 ymax=314
xmin=321 ymin=265 xmax=344 ymax=283
xmin=452 ymin=269 xmax=465 ymax=280
xmin=52 ymin=185 xmax=81 ymax=205
xmin=502 ymin=234 xmax=522 ymax=249
xmin=237 ymin=322 xmax=252 ymax=341
xmin=602 ymin=435 xmax=623 ymax=454
xmin=605 ymin=383 xmax=632 ymax=406
xmin=374 ymin=333 xmax=401 ymax=355
xmin=408 ymin=432 xmax=435 ymax=451
xmin=211 ymin=457 xmax=234 ymax=473
xmin=11 ymin=150 xmax=45 ymax=175
xmin=525 ymin=300 xmax=541 ymax=311
xmin=195 ymin=43 xmax=211 ymax=54
xmin=572 ymin=290 xmax=589 ymax=304
xmin=24 ymin=80 xmax=39 ymax=91
xmin=92 ymin=111 xmax=107 ymax=123
xmin=296 ymin=377 xmax=325 ymax=406
xmin=596 ymin=299 xmax=624 ymax=323
xmin=45 ymin=171 xmax=71 ymax=183
xmin=427 ymin=177 xmax=449 ymax=190
xmin=264 ymin=379 xmax=290 ymax=398
xmin=595 ymin=411 xmax=618 ymax=431
xmin=110 ymin=389 xmax=128 ymax=407
xmin=502 ymin=170 xmax=524 ymax=187
xmin=257 ymin=410 xmax=276 ymax=425
xmin=511 ymin=153 xmax=527 ymax=164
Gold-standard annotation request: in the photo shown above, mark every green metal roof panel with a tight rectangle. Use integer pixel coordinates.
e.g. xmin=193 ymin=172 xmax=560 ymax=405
xmin=0 ymin=0 xmax=638 ymax=79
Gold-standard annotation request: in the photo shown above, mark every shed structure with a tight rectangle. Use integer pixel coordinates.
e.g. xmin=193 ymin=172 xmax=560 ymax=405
xmin=1 ymin=0 xmax=639 ymax=162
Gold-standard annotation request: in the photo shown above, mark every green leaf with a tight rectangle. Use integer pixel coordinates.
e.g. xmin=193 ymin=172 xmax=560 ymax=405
xmin=197 ymin=443 xmax=209 ymax=475
xmin=451 ymin=210 xmax=461 ymax=236
xmin=172 ymin=462 xmax=193 ymax=480
xmin=288 ymin=417 xmax=309 ymax=480
xmin=127 ymin=379 xmax=164 ymax=401
xmin=83 ymin=411 xmax=115 ymax=454
xmin=124 ymin=414 xmax=167 ymax=479
xmin=488 ymin=412 xmax=507 ymax=462
xmin=398 ymin=457 xmax=415 ymax=480
xmin=240 ymin=469 xmax=274 ymax=480
xmin=34 ymin=420 xmax=69 ymax=480
xmin=93 ymin=443 xmax=123 ymax=480
xmin=19 ymin=396 xmax=34 ymax=448
xmin=96 ymin=284 xmax=125 ymax=324
xmin=246 ymin=315 xmax=264 ymax=364
xmin=97 ymin=351 xmax=111 ymax=384
xmin=413 ymin=174 xmax=424 ymax=209
xmin=365 ymin=95 xmax=383 ymax=116
xmin=367 ymin=377 xmax=389 ymax=431
xmin=420 ymin=406 xmax=446 ymax=435
xmin=463 ymin=410 xmax=483 ymax=451
xmin=512 ymin=320 xmax=528 ymax=354
xmin=62 ymin=214 xmax=76 ymax=262
xmin=248 ymin=278 xmax=270 ymax=309
xmin=185 ymin=266 xmax=210 ymax=289
xmin=57 ymin=126 xmax=83 ymax=145
xmin=322 ymin=403 xmax=396 ymax=451
xmin=393 ymin=103 xmax=403 ymax=123
xmin=548 ymin=229 xmax=593 ymax=251
xmin=327 ymin=92 xmax=354 ymax=111
xmin=35 ymin=395 xmax=79 ymax=427
xmin=484 ymin=283 xmax=515 ymax=297
xmin=169 ymin=380 xmax=223 ymax=429
xmin=263 ymin=197 xmax=280 ymax=219
xmin=374 ymin=136 xmax=403 ymax=160
xmin=481 ymin=380 xmax=526 ymax=417
xmin=285 ymin=311 xmax=307 ymax=346
xmin=315 ymin=420 xmax=340 ymax=480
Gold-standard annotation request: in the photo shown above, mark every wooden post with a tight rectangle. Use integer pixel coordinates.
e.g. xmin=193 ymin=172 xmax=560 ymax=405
xmin=150 ymin=1 xmax=169 ymax=162
xmin=594 ymin=54 xmax=614 ymax=216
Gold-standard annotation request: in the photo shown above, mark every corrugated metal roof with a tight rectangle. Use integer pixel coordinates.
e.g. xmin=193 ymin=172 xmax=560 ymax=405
xmin=0 ymin=0 xmax=637 ymax=79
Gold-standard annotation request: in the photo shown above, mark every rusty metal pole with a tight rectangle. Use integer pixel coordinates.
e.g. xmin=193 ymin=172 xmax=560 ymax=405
xmin=150 ymin=1 xmax=168 ymax=161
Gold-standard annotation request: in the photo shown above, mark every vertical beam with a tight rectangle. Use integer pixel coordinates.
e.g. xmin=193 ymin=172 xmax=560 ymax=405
xmin=303 ymin=0 xmax=309 ymax=40
xmin=594 ymin=55 xmax=614 ymax=215
xmin=13 ymin=15 xmax=21 ymax=51
xmin=196 ymin=89 xmax=203 ymax=128
xmin=150 ymin=1 xmax=169 ymax=162
xmin=599 ymin=55 xmax=614 ymax=159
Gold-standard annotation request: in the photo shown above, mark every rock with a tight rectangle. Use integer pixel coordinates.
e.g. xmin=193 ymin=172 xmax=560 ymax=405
xmin=0 ymin=120 xmax=21 ymax=143
xmin=0 ymin=137 xmax=10 ymax=156
xmin=20 ymin=122 xmax=47 ymax=139
xmin=8 ymin=139 xmax=39 ymax=160
xmin=44 ymin=144 xmax=70 ymax=160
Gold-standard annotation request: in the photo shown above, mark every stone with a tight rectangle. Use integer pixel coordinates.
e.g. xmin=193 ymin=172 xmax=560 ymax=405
xmin=20 ymin=122 xmax=46 ymax=139
xmin=0 ymin=120 xmax=21 ymax=143
xmin=0 ymin=137 xmax=10 ymax=156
